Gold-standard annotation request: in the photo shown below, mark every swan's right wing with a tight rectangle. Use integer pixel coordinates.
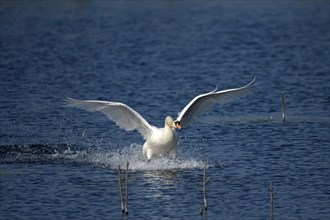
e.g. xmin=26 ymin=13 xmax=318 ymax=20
xmin=65 ymin=98 xmax=154 ymax=140
xmin=176 ymin=78 xmax=257 ymax=128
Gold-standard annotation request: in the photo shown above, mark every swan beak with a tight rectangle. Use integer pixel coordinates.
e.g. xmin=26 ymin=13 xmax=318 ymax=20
xmin=174 ymin=121 xmax=182 ymax=130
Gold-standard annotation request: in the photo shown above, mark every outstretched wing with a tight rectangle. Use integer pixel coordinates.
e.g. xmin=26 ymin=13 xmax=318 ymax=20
xmin=65 ymin=98 xmax=154 ymax=140
xmin=176 ymin=78 xmax=257 ymax=128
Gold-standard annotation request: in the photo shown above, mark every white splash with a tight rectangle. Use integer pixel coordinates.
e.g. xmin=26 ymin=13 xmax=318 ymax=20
xmin=84 ymin=144 xmax=206 ymax=171
xmin=49 ymin=143 xmax=214 ymax=171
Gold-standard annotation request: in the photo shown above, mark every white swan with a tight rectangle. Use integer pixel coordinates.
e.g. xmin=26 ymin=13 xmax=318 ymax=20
xmin=65 ymin=78 xmax=256 ymax=160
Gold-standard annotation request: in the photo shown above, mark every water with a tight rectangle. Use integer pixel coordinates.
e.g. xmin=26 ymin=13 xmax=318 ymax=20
xmin=1 ymin=1 xmax=329 ymax=219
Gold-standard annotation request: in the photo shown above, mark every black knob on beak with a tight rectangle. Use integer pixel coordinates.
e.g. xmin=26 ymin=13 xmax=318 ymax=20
xmin=174 ymin=121 xmax=182 ymax=129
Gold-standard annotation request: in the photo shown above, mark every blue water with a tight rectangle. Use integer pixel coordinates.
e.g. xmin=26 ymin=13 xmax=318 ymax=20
xmin=1 ymin=1 xmax=329 ymax=219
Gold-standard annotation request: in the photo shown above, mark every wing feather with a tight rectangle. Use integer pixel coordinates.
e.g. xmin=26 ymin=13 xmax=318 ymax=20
xmin=176 ymin=78 xmax=257 ymax=127
xmin=65 ymin=98 xmax=154 ymax=140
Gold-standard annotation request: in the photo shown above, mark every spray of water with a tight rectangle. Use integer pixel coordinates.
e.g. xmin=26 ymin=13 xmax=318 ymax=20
xmin=0 ymin=143 xmax=211 ymax=171
xmin=80 ymin=143 xmax=206 ymax=171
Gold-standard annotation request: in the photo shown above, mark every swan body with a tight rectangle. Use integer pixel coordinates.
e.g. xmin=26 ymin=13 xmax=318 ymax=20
xmin=65 ymin=78 xmax=256 ymax=160
xmin=143 ymin=116 xmax=178 ymax=159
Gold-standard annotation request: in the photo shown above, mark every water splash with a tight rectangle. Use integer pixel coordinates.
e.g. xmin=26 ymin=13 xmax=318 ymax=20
xmin=77 ymin=143 xmax=206 ymax=171
xmin=0 ymin=143 xmax=208 ymax=171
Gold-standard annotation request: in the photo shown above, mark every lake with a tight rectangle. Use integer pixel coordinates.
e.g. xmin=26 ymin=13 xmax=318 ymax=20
xmin=0 ymin=1 xmax=329 ymax=219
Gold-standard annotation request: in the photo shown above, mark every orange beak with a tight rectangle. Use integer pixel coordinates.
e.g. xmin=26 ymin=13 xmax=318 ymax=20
xmin=175 ymin=122 xmax=182 ymax=130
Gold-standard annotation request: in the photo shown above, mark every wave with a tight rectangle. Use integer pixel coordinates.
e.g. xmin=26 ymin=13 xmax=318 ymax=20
xmin=0 ymin=144 xmax=213 ymax=171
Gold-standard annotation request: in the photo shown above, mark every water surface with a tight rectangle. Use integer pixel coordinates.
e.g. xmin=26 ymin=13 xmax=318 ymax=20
xmin=1 ymin=1 xmax=329 ymax=219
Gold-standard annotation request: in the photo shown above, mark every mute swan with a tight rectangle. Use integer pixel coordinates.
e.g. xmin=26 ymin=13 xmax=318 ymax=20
xmin=65 ymin=78 xmax=256 ymax=160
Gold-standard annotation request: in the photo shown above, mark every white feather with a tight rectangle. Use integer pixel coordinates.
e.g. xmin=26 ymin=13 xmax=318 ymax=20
xmin=65 ymin=98 xmax=154 ymax=140
xmin=176 ymin=78 xmax=257 ymax=127
xmin=65 ymin=78 xmax=256 ymax=159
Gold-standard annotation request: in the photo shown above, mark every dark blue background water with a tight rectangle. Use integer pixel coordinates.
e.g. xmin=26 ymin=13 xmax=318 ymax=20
xmin=1 ymin=1 xmax=329 ymax=219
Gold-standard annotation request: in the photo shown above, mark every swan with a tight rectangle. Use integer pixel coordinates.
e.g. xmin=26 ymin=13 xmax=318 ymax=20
xmin=65 ymin=78 xmax=256 ymax=160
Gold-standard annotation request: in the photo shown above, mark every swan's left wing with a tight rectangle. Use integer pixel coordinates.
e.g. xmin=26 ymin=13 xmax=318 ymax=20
xmin=65 ymin=98 xmax=154 ymax=140
xmin=175 ymin=78 xmax=257 ymax=128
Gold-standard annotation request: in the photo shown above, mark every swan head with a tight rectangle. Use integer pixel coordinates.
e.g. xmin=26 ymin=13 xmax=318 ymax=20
xmin=165 ymin=116 xmax=176 ymax=129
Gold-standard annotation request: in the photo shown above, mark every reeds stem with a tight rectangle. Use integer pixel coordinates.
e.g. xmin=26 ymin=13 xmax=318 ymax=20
xmin=282 ymin=94 xmax=285 ymax=124
xmin=118 ymin=164 xmax=125 ymax=213
xmin=200 ymin=161 xmax=210 ymax=215
xmin=269 ymin=180 xmax=274 ymax=220
xmin=203 ymin=161 xmax=207 ymax=211
xmin=125 ymin=161 xmax=129 ymax=215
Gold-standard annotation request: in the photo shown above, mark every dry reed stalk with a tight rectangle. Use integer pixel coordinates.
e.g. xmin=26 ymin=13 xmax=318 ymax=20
xmin=201 ymin=161 xmax=211 ymax=215
xmin=269 ymin=180 xmax=274 ymax=220
xmin=282 ymin=94 xmax=285 ymax=124
xmin=118 ymin=164 xmax=125 ymax=213
xmin=125 ymin=161 xmax=129 ymax=215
